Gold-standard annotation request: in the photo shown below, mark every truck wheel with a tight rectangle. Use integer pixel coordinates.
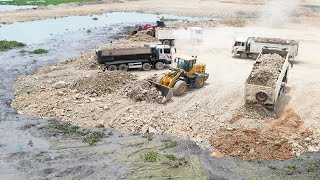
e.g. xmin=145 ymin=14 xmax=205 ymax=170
xmin=251 ymin=54 xmax=258 ymax=60
xmin=118 ymin=64 xmax=128 ymax=71
xmin=162 ymin=40 xmax=170 ymax=45
xmin=146 ymin=30 xmax=154 ymax=37
xmin=173 ymin=80 xmax=187 ymax=96
xmin=255 ymin=91 xmax=268 ymax=102
xmin=108 ymin=65 xmax=117 ymax=71
xmin=142 ymin=63 xmax=152 ymax=71
xmin=170 ymin=40 xmax=175 ymax=46
xmin=194 ymin=75 xmax=205 ymax=88
xmin=155 ymin=62 xmax=164 ymax=70
xmin=240 ymin=52 xmax=247 ymax=59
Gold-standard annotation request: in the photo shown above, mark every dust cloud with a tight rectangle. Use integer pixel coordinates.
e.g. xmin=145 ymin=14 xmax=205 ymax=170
xmin=260 ymin=0 xmax=300 ymax=27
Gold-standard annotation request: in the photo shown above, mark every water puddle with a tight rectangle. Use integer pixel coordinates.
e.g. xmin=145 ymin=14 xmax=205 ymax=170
xmin=0 ymin=12 xmax=220 ymax=44
xmin=0 ymin=5 xmax=37 ymax=11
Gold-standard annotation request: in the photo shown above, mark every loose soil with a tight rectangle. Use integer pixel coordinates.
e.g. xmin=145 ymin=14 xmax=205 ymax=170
xmin=210 ymin=109 xmax=313 ymax=160
xmin=247 ymin=54 xmax=285 ymax=86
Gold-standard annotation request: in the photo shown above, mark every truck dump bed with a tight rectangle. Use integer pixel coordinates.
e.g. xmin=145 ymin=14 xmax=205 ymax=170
xmin=96 ymin=48 xmax=153 ymax=64
xmin=245 ymin=48 xmax=290 ymax=109
xmin=253 ymin=37 xmax=299 ymax=45
xmin=98 ymin=48 xmax=152 ymax=57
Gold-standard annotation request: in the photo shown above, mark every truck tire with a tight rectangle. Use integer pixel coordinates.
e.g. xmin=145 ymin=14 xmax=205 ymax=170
xmin=118 ymin=64 xmax=128 ymax=71
xmin=173 ymin=80 xmax=187 ymax=96
xmin=251 ymin=54 xmax=258 ymax=60
xmin=162 ymin=40 xmax=170 ymax=45
xmin=194 ymin=75 xmax=205 ymax=88
xmin=255 ymin=91 xmax=268 ymax=102
xmin=170 ymin=40 xmax=175 ymax=46
xmin=146 ymin=30 xmax=154 ymax=37
xmin=108 ymin=65 xmax=117 ymax=71
xmin=155 ymin=62 xmax=164 ymax=70
xmin=142 ymin=62 xmax=152 ymax=71
xmin=240 ymin=52 xmax=247 ymax=59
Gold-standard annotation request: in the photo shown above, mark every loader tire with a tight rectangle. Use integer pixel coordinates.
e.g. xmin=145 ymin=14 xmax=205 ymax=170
xmin=108 ymin=65 xmax=117 ymax=71
xmin=174 ymin=80 xmax=187 ymax=96
xmin=194 ymin=75 xmax=205 ymax=88
xmin=146 ymin=30 xmax=154 ymax=37
xmin=118 ymin=64 xmax=128 ymax=71
xmin=155 ymin=62 xmax=164 ymax=70
xmin=142 ymin=62 xmax=152 ymax=71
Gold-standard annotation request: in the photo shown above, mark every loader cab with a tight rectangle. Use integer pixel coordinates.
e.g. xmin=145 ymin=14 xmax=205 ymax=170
xmin=174 ymin=56 xmax=197 ymax=72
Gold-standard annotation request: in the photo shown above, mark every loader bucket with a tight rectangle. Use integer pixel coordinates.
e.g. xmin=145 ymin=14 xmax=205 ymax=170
xmin=148 ymin=81 xmax=173 ymax=103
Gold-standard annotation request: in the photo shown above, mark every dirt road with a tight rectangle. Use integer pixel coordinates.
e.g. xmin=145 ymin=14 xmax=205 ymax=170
xmin=1 ymin=0 xmax=319 ymax=24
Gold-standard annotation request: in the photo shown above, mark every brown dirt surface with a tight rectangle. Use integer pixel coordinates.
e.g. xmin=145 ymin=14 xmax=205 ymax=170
xmin=247 ymin=54 xmax=285 ymax=86
xmin=128 ymin=32 xmax=159 ymax=42
xmin=210 ymin=109 xmax=313 ymax=160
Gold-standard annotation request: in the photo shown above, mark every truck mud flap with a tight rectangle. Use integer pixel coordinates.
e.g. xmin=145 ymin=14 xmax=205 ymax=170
xmin=148 ymin=81 xmax=173 ymax=103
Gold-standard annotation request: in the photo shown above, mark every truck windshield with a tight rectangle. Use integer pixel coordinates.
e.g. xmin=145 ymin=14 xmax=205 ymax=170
xmin=234 ymin=42 xmax=243 ymax=46
xmin=164 ymin=48 xmax=171 ymax=54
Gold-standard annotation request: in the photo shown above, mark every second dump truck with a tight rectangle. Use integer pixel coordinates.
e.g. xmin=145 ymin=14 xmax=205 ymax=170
xmin=232 ymin=37 xmax=299 ymax=61
xmin=245 ymin=47 xmax=291 ymax=110
xmin=96 ymin=45 xmax=173 ymax=71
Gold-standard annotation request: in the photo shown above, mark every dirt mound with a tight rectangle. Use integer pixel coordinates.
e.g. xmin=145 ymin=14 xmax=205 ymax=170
xmin=128 ymin=32 xmax=159 ymax=42
xmin=72 ymin=71 xmax=137 ymax=96
xmin=247 ymin=54 xmax=285 ymax=86
xmin=121 ymin=80 xmax=164 ymax=103
xmin=210 ymin=109 xmax=313 ymax=160
xmin=99 ymin=39 xmax=154 ymax=50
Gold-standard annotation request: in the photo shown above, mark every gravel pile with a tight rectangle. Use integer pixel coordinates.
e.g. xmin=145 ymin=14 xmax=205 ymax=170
xmin=254 ymin=37 xmax=294 ymax=45
xmin=128 ymin=32 xmax=159 ymax=42
xmin=247 ymin=54 xmax=285 ymax=86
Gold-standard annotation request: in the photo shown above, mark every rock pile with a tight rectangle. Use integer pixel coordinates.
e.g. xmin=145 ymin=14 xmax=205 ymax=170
xmin=247 ymin=54 xmax=285 ymax=86
xmin=128 ymin=32 xmax=159 ymax=42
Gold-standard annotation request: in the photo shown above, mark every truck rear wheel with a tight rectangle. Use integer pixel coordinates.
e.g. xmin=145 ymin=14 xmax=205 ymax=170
xmin=162 ymin=40 xmax=170 ymax=45
xmin=173 ymin=80 xmax=187 ymax=96
xmin=251 ymin=54 xmax=258 ymax=60
xmin=170 ymin=40 xmax=175 ymax=46
xmin=240 ymin=52 xmax=247 ymax=59
xmin=194 ymin=75 xmax=205 ymax=88
xmin=118 ymin=64 xmax=128 ymax=71
xmin=155 ymin=62 xmax=164 ymax=70
xmin=108 ymin=65 xmax=117 ymax=71
xmin=142 ymin=62 xmax=152 ymax=71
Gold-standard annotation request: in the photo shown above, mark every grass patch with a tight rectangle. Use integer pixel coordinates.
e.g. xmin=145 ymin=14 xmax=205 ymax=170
xmin=0 ymin=0 xmax=97 ymax=6
xmin=27 ymin=140 xmax=33 ymax=147
xmin=50 ymin=123 xmax=80 ymax=133
xmin=165 ymin=154 xmax=188 ymax=168
xmin=160 ymin=16 xmax=179 ymax=22
xmin=83 ymin=131 xmax=104 ymax=146
xmin=92 ymin=17 xmax=98 ymax=20
xmin=268 ymin=165 xmax=277 ymax=170
xmin=143 ymin=151 xmax=158 ymax=162
xmin=0 ymin=40 xmax=26 ymax=52
xmin=87 ymin=29 xmax=91 ymax=33
xmin=286 ymin=163 xmax=297 ymax=170
xmin=161 ymin=140 xmax=178 ymax=150
xmin=31 ymin=48 xmax=48 ymax=54
xmin=307 ymin=164 xmax=316 ymax=173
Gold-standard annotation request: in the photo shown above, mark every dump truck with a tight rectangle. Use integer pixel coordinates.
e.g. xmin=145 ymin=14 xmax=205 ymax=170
xmin=155 ymin=27 xmax=203 ymax=46
xmin=245 ymin=47 xmax=291 ymax=110
xmin=232 ymin=37 xmax=299 ymax=61
xmin=96 ymin=45 xmax=173 ymax=71
xmin=151 ymin=55 xmax=209 ymax=97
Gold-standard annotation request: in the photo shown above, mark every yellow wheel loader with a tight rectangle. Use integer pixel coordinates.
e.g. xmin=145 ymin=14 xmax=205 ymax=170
xmin=152 ymin=55 xmax=209 ymax=97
